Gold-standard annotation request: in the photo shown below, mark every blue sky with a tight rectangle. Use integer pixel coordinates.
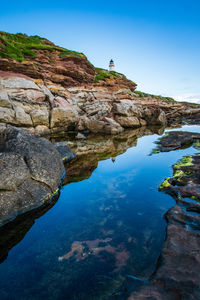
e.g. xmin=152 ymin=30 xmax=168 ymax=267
xmin=0 ymin=1 xmax=200 ymax=102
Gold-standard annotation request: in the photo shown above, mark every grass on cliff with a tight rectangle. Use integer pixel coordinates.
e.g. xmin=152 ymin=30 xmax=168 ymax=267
xmin=94 ymin=67 xmax=133 ymax=83
xmin=0 ymin=32 xmax=85 ymax=61
xmin=94 ymin=68 xmax=118 ymax=83
xmin=134 ymin=90 xmax=175 ymax=103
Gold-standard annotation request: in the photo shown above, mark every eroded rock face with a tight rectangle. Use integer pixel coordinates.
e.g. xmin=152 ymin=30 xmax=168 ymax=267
xmin=0 ymin=126 xmax=65 ymax=226
xmin=0 ymin=51 xmax=95 ymax=88
xmin=84 ymin=117 xmax=124 ymax=134
xmin=0 ymin=76 xmax=40 ymax=90
xmin=115 ymin=115 xmax=140 ymax=128
xmin=0 ymin=71 xmax=200 ymax=135
xmin=113 ymin=100 xmax=143 ymax=117
xmin=50 ymin=106 xmax=78 ymax=129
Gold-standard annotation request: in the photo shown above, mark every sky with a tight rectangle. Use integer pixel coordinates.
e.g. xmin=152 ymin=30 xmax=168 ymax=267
xmin=0 ymin=0 xmax=200 ymax=103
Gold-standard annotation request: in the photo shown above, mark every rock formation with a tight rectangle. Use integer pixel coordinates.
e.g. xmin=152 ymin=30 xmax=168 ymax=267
xmin=0 ymin=125 xmax=66 ymax=225
xmin=1 ymin=32 xmax=200 ymax=299
xmin=0 ymin=32 xmax=200 ymax=136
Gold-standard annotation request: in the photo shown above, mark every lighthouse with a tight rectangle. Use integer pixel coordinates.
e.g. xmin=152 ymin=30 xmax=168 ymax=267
xmin=109 ymin=59 xmax=115 ymax=71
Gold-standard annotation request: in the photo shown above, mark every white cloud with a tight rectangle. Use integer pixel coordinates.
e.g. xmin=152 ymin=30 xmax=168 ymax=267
xmin=174 ymin=93 xmax=200 ymax=104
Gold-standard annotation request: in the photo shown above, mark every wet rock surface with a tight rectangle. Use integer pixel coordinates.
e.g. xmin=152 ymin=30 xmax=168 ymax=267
xmin=128 ymin=204 xmax=200 ymax=300
xmin=127 ymin=131 xmax=200 ymax=300
xmin=154 ymin=130 xmax=200 ymax=152
xmin=0 ymin=125 xmax=65 ymax=225
xmin=53 ymin=141 xmax=76 ymax=163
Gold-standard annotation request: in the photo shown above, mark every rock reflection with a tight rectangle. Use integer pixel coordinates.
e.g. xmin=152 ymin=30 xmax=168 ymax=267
xmin=0 ymin=195 xmax=59 ymax=264
xmin=0 ymin=125 xmax=180 ymax=299
xmin=63 ymin=126 xmax=165 ymax=185
xmin=0 ymin=126 xmax=166 ymax=266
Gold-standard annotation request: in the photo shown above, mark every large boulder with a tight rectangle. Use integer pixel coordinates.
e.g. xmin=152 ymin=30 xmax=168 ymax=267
xmin=0 ymin=76 xmax=40 ymax=90
xmin=0 ymin=91 xmax=12 ymax=108
xmin=0 ymin=126 xmax=65 ymax=225
xmin=80 ymin=100 xmax=112 ymax=117
xmin=7 ymin=89 xmax=46 ymax=103
xmin=50 ymin=106 xmax=78 ymax=129
xmin=30 ymin=108 xmax=49 ymax=127
xmin=113 ymin=100 xmax=143 ymax=117
xmin=85 ymin=117 xmax=124 ymax=134
xmin=115 ymin=115 xmax=140 ymax=128
xmin=0 ymin=107 xmax=15 ymax=124
xmin=14 ymin=106 xmax=33 ymax=126
xmin=144 ymin=108 xmax=167 ymax=126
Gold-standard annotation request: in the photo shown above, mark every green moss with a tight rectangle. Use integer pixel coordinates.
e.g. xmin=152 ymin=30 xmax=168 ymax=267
xmin=44 ymin=187 xmax=59 ymax=201
xmin=174 ymin=170 xmax=184 ymax=178
xmin=151 ymin=133 xmax=170 ymax=155
xmin=163 ymin=132 xmax=169 ymax=138
xmin=193 ymin=140 xmax=200 ymax=149
xmin=159 ymin=177 xmax=171 ymax=189
xmin=51 ymin=187 xmax=59 ymax=196
xmin=0 ymin=31 xmax=86 ymax=61
xmin=151 ymin=148 xmax=160 ymax=154
xmin=173 ymin=156 xmax=193 ymax=169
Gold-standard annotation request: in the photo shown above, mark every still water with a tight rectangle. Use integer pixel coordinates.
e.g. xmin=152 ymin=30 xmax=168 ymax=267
xmin=0 ymin=125 xmax=200 ymax=300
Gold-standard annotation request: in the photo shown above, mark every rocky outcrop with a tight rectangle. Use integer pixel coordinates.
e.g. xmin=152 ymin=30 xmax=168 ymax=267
xmin=0 ymin=125 xmax=65 ymax=225
xmin=0 ymin=33 xmax=95 ymax=87
xmin=153 ymin=130 xmax=200 ymax=152
xmin=1 ymin=32 xmax=200 ymax=136
xmin=1 ymin=72 xmax=199 ymax=136
xmin=0 ymin=73 xmax=175 ymax=135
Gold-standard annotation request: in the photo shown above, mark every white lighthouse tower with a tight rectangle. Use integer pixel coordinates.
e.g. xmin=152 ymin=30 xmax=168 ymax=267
xmin=109 ymin=59 xmax=115 ymax=71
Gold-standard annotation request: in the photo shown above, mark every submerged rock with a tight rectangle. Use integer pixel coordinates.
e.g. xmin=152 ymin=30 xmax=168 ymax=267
xmin=0 ymin=126 xmax=65 ymax=226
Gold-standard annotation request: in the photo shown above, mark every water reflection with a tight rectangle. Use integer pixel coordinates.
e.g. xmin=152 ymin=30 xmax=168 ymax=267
xmin=64 ymin=126 xmax=166 ymax=184
xmin=1 ymin=125 xmax=193 ymax=300
xmin=0 ymin=195 xmax=59 ymax=264
xmin=0 ymin=126 xmax=166 ymax=264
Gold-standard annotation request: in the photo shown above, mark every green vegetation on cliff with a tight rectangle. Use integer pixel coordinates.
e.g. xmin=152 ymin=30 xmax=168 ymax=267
xmin=94 ymin=68 xmax=121 ymax=83
xmin=94 ymin=67 xmax=137 ymax=86
xmin=134 ymin=90 xmax=175 ymax=103
xmin=0 ymin=31 xmax=85 ymax=61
